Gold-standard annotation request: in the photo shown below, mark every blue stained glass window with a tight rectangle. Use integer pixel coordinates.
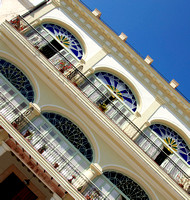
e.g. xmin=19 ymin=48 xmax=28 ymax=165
xmin=43 ymin=23 xmax=83 ymax=60
xmin=43 ymin=112 xmax=93 ymax=162
xmin=104 ymin=171 xmax=149 ymax=200
xmin=95 ymin=72 xmax=137 ymax=112
xmin=150 ymin=124 xmax=190 ymax=165
xmin=0 ymin=59 xmax=34 ymax=102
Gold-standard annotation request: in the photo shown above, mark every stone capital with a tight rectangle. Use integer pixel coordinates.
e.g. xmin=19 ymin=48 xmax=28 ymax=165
xmin=90 ymin=163 xmax=102 ymax=176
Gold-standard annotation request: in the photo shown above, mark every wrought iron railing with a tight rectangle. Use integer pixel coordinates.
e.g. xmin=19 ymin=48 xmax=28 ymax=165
xmin=0 ymin=92 xmax=116 ymax=200
xmin=7 ymin=16 xmax=190 ymax=192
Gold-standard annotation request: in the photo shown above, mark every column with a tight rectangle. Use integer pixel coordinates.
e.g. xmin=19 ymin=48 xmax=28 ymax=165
xmin=74 ymin=163 xmax=102 ymax=192
xmin=124 ymin=96 xmax=165 ymax=139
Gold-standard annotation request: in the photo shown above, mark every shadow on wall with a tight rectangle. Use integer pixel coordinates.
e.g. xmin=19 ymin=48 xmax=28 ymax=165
xmin=18 ymin=0 xmax=34 ymax=9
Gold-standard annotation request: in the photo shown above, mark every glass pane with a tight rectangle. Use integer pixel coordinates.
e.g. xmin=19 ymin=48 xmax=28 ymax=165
xmin=89 ymin=76 xmax=95 ymax=82
xmin=55 ymin=136 xmax=62 ymax=143
xmin=115 ymin=101 xmax=121 ymax=107
xmin=154 ymin=139 xmax=162 ymax=147
xmin=70 ymin=155 xmax=82 ymax=166
xmin=58 ymin=141 xmax=69 ymax=152
xmin=5 ymin=89 xmax=15 ymax=98
xmin=10 ymin=96 xmax=22 ymax=107
xmin=49 ymin=130 xmax=56 ymax=137
xmin=64 ymin=148 xmax=76 ymax=159
xmin=102 ymin=183 xmax=112 ymax=194
xmin=77 ymin=161 xmax=88 ymax=171
xmin=136 ymin=135 xmax=146 ymax=146
xmin=2 ymin=84 xmax=10 ymax=91
xmin=147 ymin=145 xmax=158 ymax=158
xmin=99 ymin=85 xmax=106 ymax=93
xmin=94 ymin=177 xmax=104 ymax=187
xmin=79 ymin=80 xmax=90 ymax=90
xmin=40 ymin=123 xmax=50 ymax=132
xmin=106 ymin=107 xmax=116 ymax=117
xmin=83 ymin=86 xmax=95 ymax=96
xmin=108 ymin=189 xmax=120 ymax=200
xmin=17 ymin=102 xmax=27 ymax=111
xmin=44 ymin=133 xmax=53 ymax=140
xmin=94 ymin=80 xmax=100 ymax=87
xmin=89 ymin=91 xmax=101 ymax=102
xmin=33 ymin=117 xmax=44 ymax=127
xmin=66 ymin=54 xmax=73 ymax=61
xmin=51 ymin=138 xmax=59 ymax=146
xmin=141 ymin=140 xmax=151 ymax=151
xmin=0 ymin=77 xmax=4 ymax=85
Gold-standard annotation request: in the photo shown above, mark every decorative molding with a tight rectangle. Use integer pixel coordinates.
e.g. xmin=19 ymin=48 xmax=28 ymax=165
xmin=52 ymin=0 xmax=61 ymax=7
xmin=92 ymin=8 xmax=101 ymax=18
xmin=144 ymin=121 xmax=151 ymax=128
xmin=155 ymin=96 xmax=165 ymax=105
xmin=90 ymin=163 xmax=102 ymax=176
xmin=135 ymin=111 xmax=141 ymax=118
xmin=57 ymin=1 xmax=190 ymax=127
xmin=170 ymin=79 xmax=179 ymax=89
xmin=144 ymin=55 xmax=154 ymax=65
xmin=119 ymin=32 xmax=128 ymax=42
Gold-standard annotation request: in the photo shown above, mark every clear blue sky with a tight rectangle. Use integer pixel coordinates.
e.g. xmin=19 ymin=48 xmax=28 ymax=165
xmin=80 ymin=0 xmax=190 ymax=101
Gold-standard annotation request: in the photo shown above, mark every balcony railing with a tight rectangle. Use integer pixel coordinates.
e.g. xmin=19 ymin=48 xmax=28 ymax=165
xmin=0 ymin=92 xmax=117 ymax=200
xmin=7 ymin=16 xmax=190 ymax=193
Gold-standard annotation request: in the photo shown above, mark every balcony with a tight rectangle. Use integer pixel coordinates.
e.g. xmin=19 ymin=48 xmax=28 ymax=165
xmin=0 ymin=75 xmax=131 ymax=199
xmin=1 ymin=15 xmax=189 ymax=195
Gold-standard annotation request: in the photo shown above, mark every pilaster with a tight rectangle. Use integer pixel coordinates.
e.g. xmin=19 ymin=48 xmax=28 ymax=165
xmin=124 ymin=96 xmax=164 ymax=139
xmin=79 ymin=163 xmax=102 ymax=191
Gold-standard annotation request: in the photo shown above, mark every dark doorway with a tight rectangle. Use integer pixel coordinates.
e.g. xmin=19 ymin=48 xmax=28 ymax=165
xmin=0 ymin=173 xmax=37 ymax=200
xmin=154 ymin=146 xmax=172 ymax=166
xmin=39 ymin=39 xmax=63 ymax=59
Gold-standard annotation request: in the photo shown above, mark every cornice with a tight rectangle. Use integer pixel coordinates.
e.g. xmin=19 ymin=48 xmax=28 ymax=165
xmin=6 ymin=0 xmax=188 ymax=126
xmin=60 ymin=0 xmax=190 ymax=126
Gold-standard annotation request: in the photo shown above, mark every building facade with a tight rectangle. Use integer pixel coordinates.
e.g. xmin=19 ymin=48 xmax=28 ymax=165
xmin=0 ymin=0 xmax=189 ymax=199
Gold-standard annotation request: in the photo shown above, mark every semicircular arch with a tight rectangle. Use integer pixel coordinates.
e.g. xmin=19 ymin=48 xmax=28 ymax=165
xmin=101 ymin=164 xmax=158 ymax=200
xmin=92 ymin=66 xmax=141 ymax=113
xmin=144 ymin=119 xmax=190 ymax=164
xmin=147 ymin=118 xmax=190 ymax=149
xmin=38 ymin=17 xmax=87 ymax=62
xmin=40 ymin=104 xmax=100 ymax=162
xmin=0 ymin=52 xmax=39 ymax=103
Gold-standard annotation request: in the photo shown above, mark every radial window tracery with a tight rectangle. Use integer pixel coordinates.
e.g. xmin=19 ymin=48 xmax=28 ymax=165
xmin=43 ymin=112 xmax=93 ymax=162
xmin=104 ymin=171 xmax=149 ymax=200
xmin=95 ymin=72 xmax=137 ymax=112
xmin=150 ymin=124 xmax=190 ymax=165
xmin=43 ymin=23 xmax=83 ymax=60
xmin=0 ymin=59 xmax=34 ymax=102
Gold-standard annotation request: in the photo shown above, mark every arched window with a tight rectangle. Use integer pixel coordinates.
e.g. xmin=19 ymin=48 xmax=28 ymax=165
xmin=43 ymin=23 xmax=83 ymax=60
xmin=43 ymin=112 xmax=93 ymax=162
xmin=135 ymin=124 xmax=189 ymax=181
xmin=91 ymin=171 xmax=149 ymax=200
xmin=149 ymin=124 xmax=190 ymax=164
xmin=21 ymin=113 xmax=92 ymax=181
xmin=95 ymin=72 xmax=137 ymax=112
xmin=25 ymin=23 xmax=84 ymax=69
xmin=79 ymin=71 xmax=137 ymax=128
xmin=0 ymin=59 xmax=34 ymax=102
